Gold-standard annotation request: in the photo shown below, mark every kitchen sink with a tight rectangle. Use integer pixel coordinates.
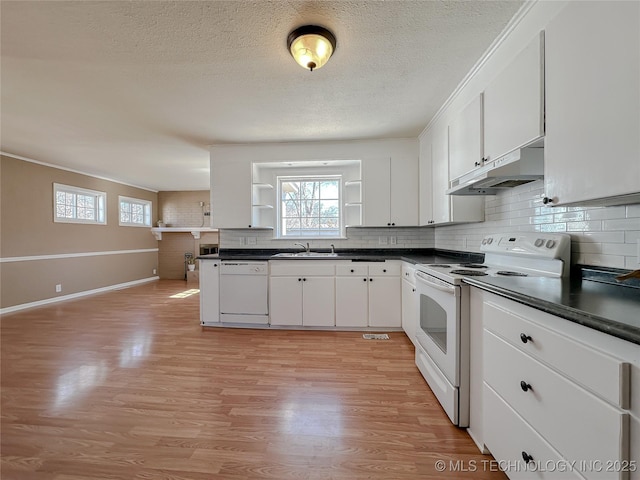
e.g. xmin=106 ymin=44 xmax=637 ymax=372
xmin=272 ymin=252 xmax=339 ymax=258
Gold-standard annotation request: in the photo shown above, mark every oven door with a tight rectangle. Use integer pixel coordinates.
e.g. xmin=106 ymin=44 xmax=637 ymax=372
xmin=414 ymin=270 xmax=460 ymax=386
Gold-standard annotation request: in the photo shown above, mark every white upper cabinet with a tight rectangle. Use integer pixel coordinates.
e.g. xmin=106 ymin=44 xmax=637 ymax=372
xmin=362 ymin=156 xmax=418 ymax=226
xmin=210 ymin=156 xmax=253 ymax=229
xmin=544 ymin=1 xmax=640 ymax=206
xmin=484 ymin=31 xmax=545 ymax=163
xmin=426 ymin=121 xmax=484 ymax=225
xmin=449 ymin=94 xmax=484 ymax=181
xmin=418 ymin=130 xmax=433 ymax=225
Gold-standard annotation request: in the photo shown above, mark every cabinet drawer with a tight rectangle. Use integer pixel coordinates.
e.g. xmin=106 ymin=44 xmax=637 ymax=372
xmin=484 ymin=301 xmax=629 ymax=408
xmin=401 ymin=263 xmax=416 ymax=284
xmin=484 ymin=383 xmax=584 ymax=480
xmin=269 ymin=262 xmax=336 ymax=276
xmin=336 ymin=264 xmax=368 ymax=276
xmin=484 ymin=330 xmax=629 ymax=479
xmin=369 ymin=262 xmax=400 ymax=276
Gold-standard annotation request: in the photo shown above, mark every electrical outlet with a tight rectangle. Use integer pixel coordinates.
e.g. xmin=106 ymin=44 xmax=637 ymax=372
xmin=199 ymin=201 xmax=205 ymax=207
xmin=239 ymin=237 xmax=246 ymax=246
xmin=390 ymin=236 xmax=397 ymax=245
xmin=153 ymin=268 xmax=157 ymax=275
xmin=379 ymin=236 xmax=388 ymax=245
xmin=55 ymin=284 xmax=62 ymax=293
xmin=247 ymin=236 xmax=257 ymax=245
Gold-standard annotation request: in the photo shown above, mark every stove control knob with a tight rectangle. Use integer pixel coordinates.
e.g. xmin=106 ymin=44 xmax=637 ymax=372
xmin=487 ymin=237 xmax=493 ymax=245
xmin=534 ymin=238 xmax=544 ymax=247
xmin=546 ymin=240 xmax=556 ymax=249
xmin=481 ymin=239 xmax=487 ymax=245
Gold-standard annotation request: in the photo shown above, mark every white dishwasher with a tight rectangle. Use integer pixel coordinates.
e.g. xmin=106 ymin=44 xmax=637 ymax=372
xmin=219 ymin=261 xmax=269 ymax=324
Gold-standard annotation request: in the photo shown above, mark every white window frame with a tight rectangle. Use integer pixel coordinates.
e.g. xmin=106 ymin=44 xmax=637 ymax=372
xmin=277 ymin=175 xmax=343 ymax=239
xmin=53 ymin=183 xmax=107 ymax=225
xmin=119 ymin=196 xmax=152 ymax=227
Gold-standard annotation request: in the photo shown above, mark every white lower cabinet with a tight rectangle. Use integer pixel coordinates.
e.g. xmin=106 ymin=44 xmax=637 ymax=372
xmin=401 ymin=263 xmax=418 ymax=344
xmin=335 ymin=264 xmax=369 ymax=327
xmin=269 ymin=262 xmax=335 ymax=327
xmin=335 ymin=261 xmax=401 ymax=328
xmin=269 ymin=260 xmax=401 ymax=329
xmin=368 ymin=273 xmax=401 ymax=328
xmin=480 ymin=293 xmax=636 ymax=480
xmin=199 ymin=260 xmax=220 ymax=325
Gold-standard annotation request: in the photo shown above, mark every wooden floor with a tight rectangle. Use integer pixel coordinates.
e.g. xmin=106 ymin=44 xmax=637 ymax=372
xmin=1 ymin=280 xmax=506 ymax=480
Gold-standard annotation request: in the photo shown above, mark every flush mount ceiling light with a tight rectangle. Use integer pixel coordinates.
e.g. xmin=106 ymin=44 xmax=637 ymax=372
xmin=287 ymin=25 xmax=336 ymax=72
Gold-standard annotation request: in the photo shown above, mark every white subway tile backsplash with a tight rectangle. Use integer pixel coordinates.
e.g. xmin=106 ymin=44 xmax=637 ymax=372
xmin=220 ymin=226 xmax=435 ymax=250
xmin=578 ymin=231 xmax=626 ymax=243
xmin=584 ymin=206 xmax=626 ymax=220
xmin=435 ymin=180 xmax=640 ymax=269
xmin=581 ymin=253 xmax=626 ymax=269
xmin=626 ymin=204 xmax=640 ymax=217
xmin=566 ymin=220 xmax=602 ymax=232
xmin=603 ymin=217 xmax=640 ymax=231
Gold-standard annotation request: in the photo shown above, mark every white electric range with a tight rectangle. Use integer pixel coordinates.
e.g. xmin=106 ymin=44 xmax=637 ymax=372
xmin=413 ymin=232 xmax=571 ymax=426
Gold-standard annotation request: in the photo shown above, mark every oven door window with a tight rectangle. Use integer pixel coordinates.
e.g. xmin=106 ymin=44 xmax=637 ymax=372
xmin=420 ymin=294 xmax=448 ymax=353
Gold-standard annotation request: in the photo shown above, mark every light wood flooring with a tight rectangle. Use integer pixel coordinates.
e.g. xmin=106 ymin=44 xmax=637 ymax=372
xmin=1 ymin=280 xmax=506 ymax=480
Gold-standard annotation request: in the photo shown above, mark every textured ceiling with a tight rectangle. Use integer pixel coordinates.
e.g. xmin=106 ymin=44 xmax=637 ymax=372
xmin=1 ymin=1 xmax=524 ymax=191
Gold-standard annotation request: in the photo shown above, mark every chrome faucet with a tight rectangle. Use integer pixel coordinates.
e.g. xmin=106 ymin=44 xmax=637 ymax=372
xmin=330 ymin=244 xmax=335 ymax=254
xmin=294 ymin=242 xmax=310 ymax=252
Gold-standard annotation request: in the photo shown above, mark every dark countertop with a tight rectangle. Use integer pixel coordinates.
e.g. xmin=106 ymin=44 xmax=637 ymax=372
xmin=198 ymin=248 xmax=484 ymax=264
xmin=198 ymin=248 xmax=640 ymax=345
xmin=463 ymin=272 xmax=640 ymax=345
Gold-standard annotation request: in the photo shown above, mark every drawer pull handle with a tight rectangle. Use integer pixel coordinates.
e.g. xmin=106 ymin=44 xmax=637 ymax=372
xmin=520 ymin=381 xmax=532 ymax=392
xmin=520 ymin=333 xmax=532 ymax=344
xmin=522 ymin=451 xmax=534 ymax=464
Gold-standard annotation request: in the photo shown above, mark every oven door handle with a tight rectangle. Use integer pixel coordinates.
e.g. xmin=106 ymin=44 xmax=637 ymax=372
xmin=415 ymin=271 xmax=456 ymax=294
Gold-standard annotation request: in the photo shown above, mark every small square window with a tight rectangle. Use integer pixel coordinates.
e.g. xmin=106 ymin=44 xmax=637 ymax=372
xmin=119 ymin=196 xmax=152 ymax=227
xmin=53 ymin=183 xmax=106 ymax=225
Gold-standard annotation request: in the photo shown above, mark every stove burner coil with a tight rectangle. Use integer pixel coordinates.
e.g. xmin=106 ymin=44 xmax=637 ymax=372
xmin=449 ymin=269 xmax=489 ymax=276
xmin=458 ymin=263 xmax=488 ymax=269
xmin=496 ymin=271 xmax=528 ymax=277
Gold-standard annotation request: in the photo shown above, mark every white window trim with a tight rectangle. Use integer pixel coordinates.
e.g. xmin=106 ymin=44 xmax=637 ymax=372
xmin=118 ymin=195 xmax=152 ymax=227
xmin=53 ymin=183 xmax=107 ymax=225
xmin=276 ymin=175 xmax=343 ymax=239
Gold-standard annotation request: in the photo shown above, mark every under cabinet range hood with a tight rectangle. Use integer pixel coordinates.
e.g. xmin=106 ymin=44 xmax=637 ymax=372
xmin=447 ymin=147 xmax=544 ymax=195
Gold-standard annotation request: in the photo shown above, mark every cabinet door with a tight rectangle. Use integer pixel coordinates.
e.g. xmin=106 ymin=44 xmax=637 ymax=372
xmin=449 ymin=95 xmax=483 ymax=181
xmin=302 ymin=277 xmax=336 ymax=327
xmin=269 ymin=276 xmax=303 ymax=326
xmin=199 ymin=261 xmax=220 ymax=325
xmin=336 ymin=276 xmax=368 ymax=327
xmin=430 ymin=122 xmax=452 ymax=224
xmin=362 ymin=157 xmax=391 ymax=226
xmin=210 ymin=156 xmax=252 ymax=228
xmin=545 ymin=1 xmax=640 ymax=205
xmin=368 ymin=276 xmax=401 ymax=327
xmin=401 ymin=278 xmax=417 ymax=343
xmin=390 ymin=154 xmax=419 ymax=226
xmin=484 ymin=31 xmax=544 ymax=162
xmin=418 ymin=131 xmax=434 ymax=225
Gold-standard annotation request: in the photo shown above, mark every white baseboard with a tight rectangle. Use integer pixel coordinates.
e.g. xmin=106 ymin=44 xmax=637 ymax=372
xmin=0 ymin=276 xmax=159 ymax=315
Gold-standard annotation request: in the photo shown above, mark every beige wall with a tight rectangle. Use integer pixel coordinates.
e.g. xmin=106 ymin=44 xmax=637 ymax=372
xmin=0 ymin=155 xmax=159 ymax=310
xmin=158 ymin=190 xmax=210 ymax=227
xmin=158 ymin=231 xmax=219 ymax=279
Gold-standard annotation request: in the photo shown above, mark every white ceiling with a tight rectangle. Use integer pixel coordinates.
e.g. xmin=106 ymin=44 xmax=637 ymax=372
xmin=1 ymin=0 xmax=524 ymax=191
